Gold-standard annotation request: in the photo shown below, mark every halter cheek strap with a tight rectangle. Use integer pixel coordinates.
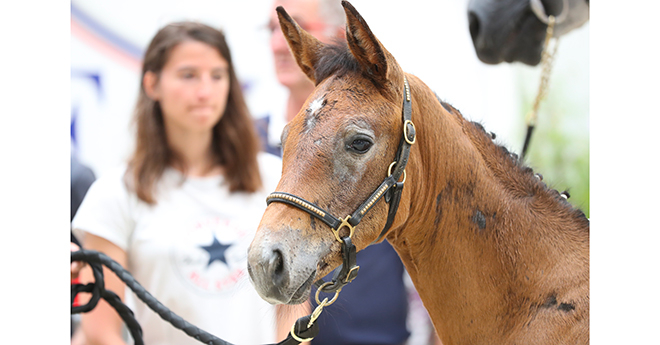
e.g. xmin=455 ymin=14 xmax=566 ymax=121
xmin=266 ymin=76 xmax=415 ymax=293
xmin=376 ymin=76 xmax=415 ymax=243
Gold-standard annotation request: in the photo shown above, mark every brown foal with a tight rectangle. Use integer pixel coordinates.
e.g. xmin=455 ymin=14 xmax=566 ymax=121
xmin=247 ymin=2 xmax=589 ymax=344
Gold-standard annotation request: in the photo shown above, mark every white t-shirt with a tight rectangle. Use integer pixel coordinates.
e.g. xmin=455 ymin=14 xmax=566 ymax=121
xmin=73 ymin=153 xmax=282 ymax=345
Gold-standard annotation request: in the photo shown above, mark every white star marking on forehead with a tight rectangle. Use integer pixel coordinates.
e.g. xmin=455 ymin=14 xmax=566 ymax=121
xmin=308 ymin=97 xmax=324 ymax=116
xmin=304 ymin=96 xmax=325 ymax=134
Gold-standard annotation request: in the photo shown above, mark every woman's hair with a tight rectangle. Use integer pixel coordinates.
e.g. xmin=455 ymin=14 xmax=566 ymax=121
xmin=127 ymin=21 xmax=262 ymax=204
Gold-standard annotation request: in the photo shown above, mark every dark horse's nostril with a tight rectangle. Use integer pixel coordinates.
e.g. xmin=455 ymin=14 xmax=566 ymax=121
xmin=539 ymin=0 xmax=563 ymax=17
xmin=269 ymin=249 xmax=286 ymax=285
xmin=468 ymin=11 xmax=480 ymax=43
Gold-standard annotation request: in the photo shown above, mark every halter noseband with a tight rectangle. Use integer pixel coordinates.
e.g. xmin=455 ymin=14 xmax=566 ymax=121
xmin=265 ymin=76 xmax=415 ymax=293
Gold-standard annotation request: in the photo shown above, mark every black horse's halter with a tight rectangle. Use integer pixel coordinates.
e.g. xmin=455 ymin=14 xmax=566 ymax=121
xmin=266 ymin=76 xmax=416 ymax=294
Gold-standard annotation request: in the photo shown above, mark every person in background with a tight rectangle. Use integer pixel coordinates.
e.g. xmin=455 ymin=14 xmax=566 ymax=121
xmin=255 ymin=0 xmax=345 ymax=156
xmin=256 ymin=1 xmax=439 ymax=344
xmin=73 ymin=21 xmax=306 ymax=345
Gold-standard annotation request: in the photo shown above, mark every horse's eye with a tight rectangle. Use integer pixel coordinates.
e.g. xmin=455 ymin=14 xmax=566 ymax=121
xmin=349 ymin=139 xmax=372 ymax=153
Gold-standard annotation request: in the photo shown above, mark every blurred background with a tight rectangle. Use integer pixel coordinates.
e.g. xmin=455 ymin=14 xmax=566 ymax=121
xmin=70 ymin=0 xmax=589 ymax=214
xmin=3 ymin=1 xmax=649 ymax=344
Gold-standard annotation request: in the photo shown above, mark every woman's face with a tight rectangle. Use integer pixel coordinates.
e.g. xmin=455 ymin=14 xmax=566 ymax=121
xmin=145 ymin=40 xmax=230 ymax=135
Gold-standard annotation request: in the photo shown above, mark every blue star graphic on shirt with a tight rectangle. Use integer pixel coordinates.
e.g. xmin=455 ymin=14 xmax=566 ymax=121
xmin=200 ymin=235 xmax=232 ymax=267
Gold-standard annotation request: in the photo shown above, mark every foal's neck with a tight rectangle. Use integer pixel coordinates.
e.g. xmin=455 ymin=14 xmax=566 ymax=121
xmin=387 ymin=75 xmax=589 ymax=344
xmin=390 ymin=77 xmax=513 ymax=305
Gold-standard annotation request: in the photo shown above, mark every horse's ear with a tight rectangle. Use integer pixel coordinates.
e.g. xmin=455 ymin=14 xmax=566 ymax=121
xmin=276 ymin=6 xmax=325 ymax=84
xmin=342 ymin=0 xmax=392 ymax=84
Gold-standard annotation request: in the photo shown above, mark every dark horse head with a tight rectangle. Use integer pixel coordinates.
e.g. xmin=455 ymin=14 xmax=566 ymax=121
xmin=468 ymin=0 xmax=589 ymax=65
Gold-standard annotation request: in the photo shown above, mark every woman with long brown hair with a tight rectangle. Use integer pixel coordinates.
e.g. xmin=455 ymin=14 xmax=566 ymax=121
xmin=72 ymin=21 xmax=298 ymax=345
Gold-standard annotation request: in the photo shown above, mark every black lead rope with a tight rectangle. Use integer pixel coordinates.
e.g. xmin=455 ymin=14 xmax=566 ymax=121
xmin=71 ymin=249 xmax=319 ymax=345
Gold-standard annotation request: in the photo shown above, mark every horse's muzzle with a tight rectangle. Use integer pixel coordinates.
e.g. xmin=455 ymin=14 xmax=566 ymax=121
xmin=247 ymin=229 xmax=321 ymax=305
xmin=246 ymin=243 xmax=290 ymax=304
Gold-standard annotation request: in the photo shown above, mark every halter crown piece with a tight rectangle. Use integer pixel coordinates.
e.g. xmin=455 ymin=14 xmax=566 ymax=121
xmin=266 ymin=76 xmax=415 ymax=294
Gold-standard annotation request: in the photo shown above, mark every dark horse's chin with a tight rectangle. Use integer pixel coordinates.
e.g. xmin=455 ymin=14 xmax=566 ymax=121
xmin=478 ymin=40 xmax=542 ymax=66
xmin=504 ymin=45 xmax=543 ymax=66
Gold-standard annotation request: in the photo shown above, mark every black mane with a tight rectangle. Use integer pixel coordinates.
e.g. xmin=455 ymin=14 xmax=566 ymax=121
xmin=443 ymin=101 xmax=588 ymax=223
xmin=314 ymin=41 xmax=361 ymax=84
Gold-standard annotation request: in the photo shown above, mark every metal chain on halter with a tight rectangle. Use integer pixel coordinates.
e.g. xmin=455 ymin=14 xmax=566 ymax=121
xmin=521 ymin=15 xmax=560 ymax=160
xmin=71 ymin=249 xmax=322 ymax=345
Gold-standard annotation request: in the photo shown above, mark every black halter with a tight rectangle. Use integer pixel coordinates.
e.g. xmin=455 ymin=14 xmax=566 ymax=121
xmin=266 ymin=77 xmax=416 ymax=293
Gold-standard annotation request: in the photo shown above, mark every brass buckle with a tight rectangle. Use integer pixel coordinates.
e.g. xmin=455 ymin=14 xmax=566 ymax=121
xmin=290 ymin=295 xmax=333 ymax=342
xmin=387 ymin=161 xmax=407 ymax=184
xmin=290 ymin=323 xmax=316 ymax=343
xmin=332 ymin=215 xmax=355 ymax=243
xmin=315 ymin=282 xmax=341 ymax=306
xmin=343 ymin=265 xmax=360 ymax=284
xmin=293 ymin=283 xmax=342 ymax=341
xmin=403 ymin=119 xmax=416 ymax=145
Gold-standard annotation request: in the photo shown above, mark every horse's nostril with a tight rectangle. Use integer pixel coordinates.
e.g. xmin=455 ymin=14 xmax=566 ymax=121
xmin=273 ymin=251 xmax=283 ymax=274
xmin=539 ymin=0 xmax=562 ymax=17
xmin=468 ymin=11 xmax=480 ymax=43
xmin=269 ymin=249 xmax=286 ymax=284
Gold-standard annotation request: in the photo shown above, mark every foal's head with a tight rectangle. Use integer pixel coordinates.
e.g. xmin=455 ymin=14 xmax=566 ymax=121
xmin=248 ymin=1 xmax=408 ymax=304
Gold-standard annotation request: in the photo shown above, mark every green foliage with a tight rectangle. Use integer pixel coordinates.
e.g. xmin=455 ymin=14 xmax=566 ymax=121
xmin=516 ymin=63 xmax=590 ymax=217
xmin=525 ymin=116 xmax=590 ymax=217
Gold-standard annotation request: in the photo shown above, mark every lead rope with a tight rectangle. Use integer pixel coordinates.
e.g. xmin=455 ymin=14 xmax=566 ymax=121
xmin=521 ymin=15 xmax=559 ymax=160
xmin=71 ymin=249 xmax=323 ymax=345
